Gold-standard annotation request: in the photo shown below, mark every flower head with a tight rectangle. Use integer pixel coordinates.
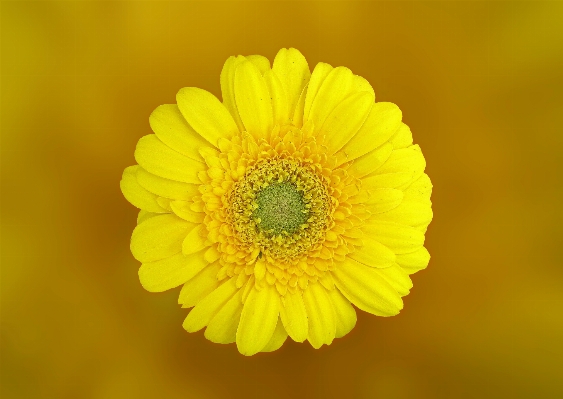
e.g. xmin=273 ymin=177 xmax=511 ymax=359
xmin=120 ymin=48 xmax=432 ymax=355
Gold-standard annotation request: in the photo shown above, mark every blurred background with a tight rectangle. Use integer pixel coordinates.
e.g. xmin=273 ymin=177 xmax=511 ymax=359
xmin=2 ymin=1 xmax=562 ymax=398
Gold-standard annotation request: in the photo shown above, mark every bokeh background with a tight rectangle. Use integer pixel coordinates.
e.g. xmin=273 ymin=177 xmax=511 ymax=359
xmin=2 ymin=1 xmax=563 ymax=398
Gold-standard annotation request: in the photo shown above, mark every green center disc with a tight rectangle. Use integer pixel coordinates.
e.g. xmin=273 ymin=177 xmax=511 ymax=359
xmin=253 ymin=182 xmax=309 ymax=236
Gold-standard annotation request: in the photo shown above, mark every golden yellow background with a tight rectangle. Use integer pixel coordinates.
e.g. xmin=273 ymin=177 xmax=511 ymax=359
xmin=2 ymin=1 xmax=563 ymax=398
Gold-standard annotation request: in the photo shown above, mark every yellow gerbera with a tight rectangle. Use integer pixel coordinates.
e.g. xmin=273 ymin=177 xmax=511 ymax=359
xmin=120 ymin=48 xmax=432 ymax=355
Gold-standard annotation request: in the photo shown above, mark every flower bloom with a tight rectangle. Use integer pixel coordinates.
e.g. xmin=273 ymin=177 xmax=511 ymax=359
xmin=120 ymin=48 xmax=432 ymax=355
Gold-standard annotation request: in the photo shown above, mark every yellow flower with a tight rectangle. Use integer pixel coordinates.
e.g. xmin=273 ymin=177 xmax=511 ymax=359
xmin=120 ymin=48 xmax=432 ymax=355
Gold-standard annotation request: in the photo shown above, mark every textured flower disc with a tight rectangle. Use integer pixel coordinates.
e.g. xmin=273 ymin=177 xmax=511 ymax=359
xmin=120 ymin=48 xmax=433 ymax=355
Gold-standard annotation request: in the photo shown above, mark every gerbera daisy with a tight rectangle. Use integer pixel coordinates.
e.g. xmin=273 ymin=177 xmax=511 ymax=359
xmin=120 ymin=48 xmax=432 ymax=355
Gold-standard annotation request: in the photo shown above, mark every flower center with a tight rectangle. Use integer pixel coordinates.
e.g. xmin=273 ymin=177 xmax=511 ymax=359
xmin=227 ymin=157 xmax=332 ymax=262
xmin=253 ymin=182 xmax=309 ymax=236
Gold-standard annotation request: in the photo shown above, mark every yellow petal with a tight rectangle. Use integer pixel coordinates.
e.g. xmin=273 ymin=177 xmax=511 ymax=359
xmin=136 ymin=167 xmax=199 ymax=201
xmin=245 ymin=54 xmax=270 ymax=75
xmin=220 ymin=55 xmax=246 ymax=132
xmin=198 ymin=146 xmax=221 ymax=168
xmin=337 ymin=102 xmax=402 ymax=165
xmin=362 ymin=146 xmax=426 ymax=190
xmin=347 ymin=142 xmax=393 ymax=179
xmin=260 ymin=317 xmax=288 ymax=352
xmin=176 ymin=87 xmax=239 ymax=146
xmin=149 ymin=104 xmax=210 ymax=161
xmin=389 ymin=122 xmax=413 ymax=149
xmin=322 ymin=91 xmax=375 ymax=154
xmin=327 ymin=288 xmax=357 ymax=339
xmin=403 ymin=173 xmax=433 ymax=202
xmin=373 ymin=199 xmax=433 ymax=227
xmin=204 ymin=288 xmax=243 ymax=344
xmin=303 ymin=282 xmax=336 ymax=349
xmin=139 ymin=251 xmax=207 ymax=292
xmin=280 ymin=290 xmax=308 ymax=342
xmin=264 ymin=69 xmax=289 ymax=126
xmin=254 ymin=259 xmax=267 ymax=281
xmin=291 ymin=83 xmax=308 ymax=127
xmin=155 ymin=197 xmax=172 ymax=211
xmin=234 ymin=60 xmax=274 ymax=140
xmin=375 ymin=145 xmax=426 ymax=175
xmin=203 ymin=246 xmax=220 ymax=263
xmin=307 ymin=66 xmax=356 ymax=130
xmin=349 ymin=235 xmax=396 ymax=268
xmin=373 ymin=264 xmax=412 ymax=296
xmin=319 ymin=272 xmax=335 ymax=290
xmin=134 ymin=134 xmax=202 ymax=184
xmin=182 ymin=224 xmax=208 ymax=255
xmin=170 ymin=200 xmax=205 ymax=223
xmin=137 ymin=210 xmax=159 ymax=225
xmin=363 ymin=221 xmax=425 ymax=254
xmin=395 ymin=247 xmax=430 ymax=275
xmin=236 ymin=284 xmax=279 ymax=356
xmin=364 ymin=188 xmax=404 ymax=214
xmin=120 ymin=166 xmax=166 ymax=213
xmin=241 ymin=275 xmax=254 ymax=303
xmin=353 ymin=75 xmax=375 ymax=98
xmin=130 ymin=214 xmax=194 ymax=263
xmin=333 ymin=257 xmax=403 ymax=316
xmin=183 ymin=277 xmax=238 ymax=333
xmin=303 ymin=62 xmax=333 ymax=123
xmin=178 ymin=262 xmax=222 ymax=308
xmin=219 ymin=54 xmax=270 ymax=135
xmin=272 ymin=48 xmax=311 ymax=120
xmin=362 ymin=171 xmax=415 ymax=190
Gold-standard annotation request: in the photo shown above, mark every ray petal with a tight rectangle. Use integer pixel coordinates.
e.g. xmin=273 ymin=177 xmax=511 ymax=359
xmin=395 ymin=247 xmax=431 ymax=275
xmin=139 ymin=250 xmax=207 ymax=292
xmin=272 ymin=48 xmax=311 ymax=120
xmin=327 ymin=287 xmax=357 ymax=339
xmin=177 ymin=87 xmax=239 ymax=146
xmin=236 ymin=284 xmax=280 ymax=356
xmin=322 ymin=91 xmax=374 ymax=154
xmin=149 ymin=104 xmax=211 ymax=161
xmin=280 ymin=290 xmax=308 ymax=342
xmin=303 ymin=282 xmax=336 ymax=349
xmin=349 ymin=235 xmax=396 ymax=268
xmin=333 ymin=257 xmax=403 ymax=316
xmin=264 ymin=69 xmax=290 ymax=125
xmin=134 ymin=134 xmax=203 ymax=184
xmin=260 ymin=317 xmax=289 ymax=352
xmin=178 ymin=262 xmax=222 ymax=308
xmin=120 ymin=166 xmax=166 ymax=213
xmin=135 ymin=167 xmax=199 ymax=201
xmin=337 ymin=102 xmax=402 ymax=165
xmin=130 ymin=214 xmax=194 ymax=263
xmin=234 ymin=60 xmax=274 ymax=140
xmin=220 ymin=55 xmax=247 ymax=132
xmin=362 ymin=221 xmax=425 ymax=254
xmin=303 ymin=62 xmax=334 ymax=122
xmin=183 ymin=278 xmax=238 ymax=333
xmin=373 ymin=264 xmax=413 ymax=296
xmin=205 ymin=288 xmax=244 ymax=344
